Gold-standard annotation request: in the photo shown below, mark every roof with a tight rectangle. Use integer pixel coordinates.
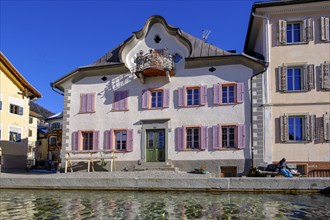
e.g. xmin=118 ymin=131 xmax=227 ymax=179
xmin=46 ymin=112 xmax=63 ymax=120
xmin=29 ymin=110 xmax=43 ymax=118
xmin=92 ymin=15 xmax=233 ymax=67
xmin=244 ymin=0 xmax=328 ymax=53
xmin=0 ymin=52 xmax=42 ymax=99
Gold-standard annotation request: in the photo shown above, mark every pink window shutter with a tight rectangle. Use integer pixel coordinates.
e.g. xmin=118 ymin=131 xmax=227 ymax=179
xmin=200 ymin=126 xmax=208 ymax=150
xmin=109 ymin=129 xmax=114 ymax=150
xmin=104 ymin=130 xmax=110 ymax=150
xmin=80 ymin=94 xmax=88 ymax=113
xmin=163 ymin=88 xmax=170 ymax=108
xmin=78 ymin=130 xmax=82 ymax=150
xmin=183 ymin=86 xmax=187 ymax=106
xmin=72 ymin=131 xmax=78 ymax=151
xmin=178 ymin=87 xmax=184 ymax=107
xmin=212 ymin=125 xmax=221 ymax=149
xmin=126 ymin=129 xmax=133 ymax=152
xmin=142 ymin=90 xmax=149 ymax=109
xmin=123 ymin=90 xmax=129 ymax=110
xmin=176 ymin=127 xmax=185 ymax=151
xmin=237 ymin=124 xmax=246 ymax=148
xmin=113 ymin=92 xmax=120 ymax=110
xmin=200 ymin=85 xmax=207 ymax=105
xmin=87 ymin=93 xmax=95 ymax=112
xmin=213 ymin=84 xmax=220 ymax=105
xmin=93 ymin=130 xmax=99 ymax=150
xmin=237 ymin=83 xmax=244 ymax=103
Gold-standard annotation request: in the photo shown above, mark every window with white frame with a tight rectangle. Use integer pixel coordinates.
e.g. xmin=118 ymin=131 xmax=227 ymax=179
xmin=222 ymin=126 xmax=236 ymax=148
xmin=82 ymin=131 xmax=93 ymax=150
xmin=115 ymin=130 xmax=127 ymax=150
xmin=176 ymin=126 xmax=208 ymax=151
xmin=280 ymin=114 xmax=315 ymax=142
xmin=278 ymin=64 xmax=314 ymax=92
xmin=9 ymin=131 xmax=21 ymax=142
xmin=321 ymin=17 xmax=330 ymax=41
xmin=213 ymin=83 xmax=244 ymax=105
xmin=142 ymin=88 xmax=169 ymax=109
xmin=279 ymin=18 xmax=313 ymax=44
xmin=178 ymin=85 xmax=207 ymax=107
xmin=186 ymin=127 xmax=200 ymax=149
xmin=10 ymin=104 xmax=23 ymax=115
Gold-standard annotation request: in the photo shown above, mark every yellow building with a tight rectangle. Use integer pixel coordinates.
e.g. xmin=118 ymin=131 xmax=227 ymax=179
xmin=0 ymin=52 xmax=41 ymax=171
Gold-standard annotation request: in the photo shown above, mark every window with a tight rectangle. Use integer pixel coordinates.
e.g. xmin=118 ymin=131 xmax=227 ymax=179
xmin=51 ymin=122 xmax=61 ymax=130
xmin=213 ymin=83 xmax=244 ymax=105
xmin=9 ymin=131 xmax=21 ymax=142
xmin=287 ymin=23 xmax=301 ymax=43
xmin=222 ymin=85 xmax=235 ymax=104
xmin=176 ymin=126 xmax=208 ymax=150
xmin=186 ymin=127 xmax=200 ymax=149
xmin=104 ymin=129 xmax=133 ymax=151
xmin=29 ymin=117 xmax=33 ymax=124
xmin=0 ymin=101 xmax=2 ymax=111
xmin=10 ymin=104 xmax=23 ymax=115
xmin=49 ymin=136 xmax=57 ymax=145
xmin=178 ymin=85 xmax=207 ymax=107
xmin=151 ymin=91 xmax=163 ymax=108
xmin=80 ymin=93 xmax=95 ymax=113
xmin=278 ymin=64 xmax=314 ymax=92
xmin=287 ymin=67 xmax=302 ymax=91
xmin=115 ymin=131 xmax=127 ymax=150
xmin=321 ymin=17 xmax=330 ymax=41
xmin=321 ymin=62 xmax=330 ymax=90
xmin=280 ymin=114 xmax=315 ymax=142
xmin=212 ymin=124 xmax=245 ymax=149
xmin=279 ymin=18 xmax=313 ymax=44
xmin=82 ymin=132 xmax=93 ymax=150
xmin=288 ymin=116 xmax=304 ymax=141
xmin=28 ymin=129 xmax=32 ymax=137
xmin=112 ymin=90 xmax=128 ymax=111
xmin=222 ymin=126 xmax=236 ymax=148
xmin=142 ymin=88 xmax=169 ymax=109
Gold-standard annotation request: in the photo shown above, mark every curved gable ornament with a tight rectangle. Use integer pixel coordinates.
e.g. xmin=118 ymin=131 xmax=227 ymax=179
xmin=119 ymin=15 xmax=191 ymax=82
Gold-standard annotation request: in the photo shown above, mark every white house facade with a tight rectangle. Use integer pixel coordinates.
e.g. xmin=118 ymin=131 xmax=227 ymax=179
xmin=52 ymin=15 xmax=265 ymax=176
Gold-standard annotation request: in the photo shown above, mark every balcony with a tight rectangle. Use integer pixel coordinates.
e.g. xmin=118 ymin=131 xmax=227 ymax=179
xmin=134 ymin=49 xmax=174 ymax=83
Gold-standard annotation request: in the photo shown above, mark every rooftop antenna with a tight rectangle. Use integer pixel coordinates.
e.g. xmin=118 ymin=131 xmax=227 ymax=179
xmin=202 ymin=29 xmax=211 ymax=42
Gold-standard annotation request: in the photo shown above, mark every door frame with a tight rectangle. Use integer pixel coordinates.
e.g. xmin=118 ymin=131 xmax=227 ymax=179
xmin=139 ymin=119 xmax=170 ymax=164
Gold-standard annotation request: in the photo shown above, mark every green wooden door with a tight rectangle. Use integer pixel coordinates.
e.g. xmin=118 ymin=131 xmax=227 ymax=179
xmin=146 ymin=130 xmax=165 ymax=162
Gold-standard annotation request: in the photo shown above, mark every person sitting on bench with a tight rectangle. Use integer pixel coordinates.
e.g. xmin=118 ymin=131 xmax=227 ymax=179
xmin=277 ymin=158 xmax=293 ymax=178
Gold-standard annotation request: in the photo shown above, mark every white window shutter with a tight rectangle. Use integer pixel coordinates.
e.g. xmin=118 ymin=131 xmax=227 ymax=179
xmin=279 ymin=19 xmax=287 ymax=43
xmin=321 ymin=62 xmax=330 ymax=90
xmin=310 ymin=115 xmax=316 ymax=141
xmin=321 ymin=17 xmax=330 ymax=41
xmin=324 ymin=113 xmax=330 ymax=142
xmin=303 ymin=18 xmax=313 ymax=42
xmin=280 ymin=115 xmax=288 ymax=142
xmin=307 ymin=64 xmax=315 ymax=90
xmin=279 ymin=65 xmax=287 ymax=92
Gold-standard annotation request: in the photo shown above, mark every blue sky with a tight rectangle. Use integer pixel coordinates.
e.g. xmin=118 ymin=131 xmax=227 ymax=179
xmin=0 ymin=0 xmax=256 ymax=114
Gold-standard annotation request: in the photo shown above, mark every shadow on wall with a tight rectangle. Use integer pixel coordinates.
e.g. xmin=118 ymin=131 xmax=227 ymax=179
xmin=0 ymin=139 xmax=29 ymax=172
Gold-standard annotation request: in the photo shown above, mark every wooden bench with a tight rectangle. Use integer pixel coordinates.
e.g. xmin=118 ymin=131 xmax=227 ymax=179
xmin=64 ymin=150 xmax=117 ymax=173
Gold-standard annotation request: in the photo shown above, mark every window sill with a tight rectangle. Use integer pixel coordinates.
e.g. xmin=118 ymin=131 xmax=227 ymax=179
xmin=280 ymin=42 xmax=308 ymax=46
xmin=111 ymin=109 xmax=129 ymax=112
xmin=282 ymin=141 xmax=311 ymax=143
xmin=280 ymin=90 xmax=310 ymax=93
xmin=182 ymin=148 xmax=205 ymax=151
xmin=215 ymin=102 xmax=242 ymax=106
xmin=78 ymin=111 xmax=96 ymax=114
xmin=183 ymin=105 xmax=204 ymax=108
xmin=214 ymin=148 xmax=241 ymax=151
xmin=143 ymin=107 xmax=166 ymax=110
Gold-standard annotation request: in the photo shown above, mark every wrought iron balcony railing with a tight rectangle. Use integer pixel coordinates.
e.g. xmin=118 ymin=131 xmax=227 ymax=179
xmin=134 ymin=49 xmax=174 ymax=80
